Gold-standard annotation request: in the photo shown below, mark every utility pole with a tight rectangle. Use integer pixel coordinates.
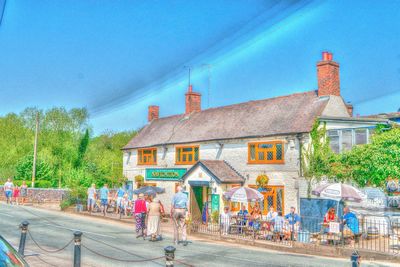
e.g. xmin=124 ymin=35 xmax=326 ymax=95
xmin=31 ymin=112 xmax=39 ymax=188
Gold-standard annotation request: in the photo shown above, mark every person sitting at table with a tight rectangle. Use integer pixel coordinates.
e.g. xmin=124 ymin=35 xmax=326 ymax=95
xmin=323 ymin=207 xmax=337 ymax=233
xmin=249 ymin=203 xmax=262 ymax=230
xmin=265 ymin=207 xmax=278 ymax=231
xmin=237 ymin=204 xmax=249 ymax=233
xmin=342 ymin=207 xmax=359 ymax=236
xmin=271 ymin=215 xmax=287 ymax=241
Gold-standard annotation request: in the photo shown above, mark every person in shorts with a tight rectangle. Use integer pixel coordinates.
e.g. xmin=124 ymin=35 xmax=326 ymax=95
xmin=4 ymin=178 xmax=14 ymax=204
xmin=99 ymin=184 xmax=109 ymax=216
xmin=115 ymin=186 xmax=125 ymax=214
xmin=87 ymin=184 xmax=96 ymax=212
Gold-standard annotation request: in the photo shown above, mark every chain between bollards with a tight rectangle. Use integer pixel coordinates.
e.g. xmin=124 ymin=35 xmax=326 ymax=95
xmin=18 ymin=220 xmax=29 ymax=257
xmin=74 ymin=231 xmax=82 ymax=267
xmin=164 ymin=246 xmax=176 ymax=267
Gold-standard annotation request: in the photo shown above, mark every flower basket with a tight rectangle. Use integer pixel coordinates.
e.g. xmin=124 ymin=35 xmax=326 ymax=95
xmin=256 ymin=174 xmax=269 ymax=189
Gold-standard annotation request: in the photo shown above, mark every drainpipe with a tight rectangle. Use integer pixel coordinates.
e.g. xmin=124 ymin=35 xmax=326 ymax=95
xmin=296 ymin=134 xmax=303 ymax=214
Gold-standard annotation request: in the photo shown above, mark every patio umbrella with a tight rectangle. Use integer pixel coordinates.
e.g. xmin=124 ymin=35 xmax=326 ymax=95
xmin=133 ymin=186 xmax=165 ymax=196
xmin=312 ymin=183 xmax=363 ymax=202
xmin=223 ymin=186 xmax=264 ymax=203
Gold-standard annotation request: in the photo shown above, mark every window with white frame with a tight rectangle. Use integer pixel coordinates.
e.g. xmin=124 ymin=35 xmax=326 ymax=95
xmin=327 ymin=128 xmax=372 ymax=153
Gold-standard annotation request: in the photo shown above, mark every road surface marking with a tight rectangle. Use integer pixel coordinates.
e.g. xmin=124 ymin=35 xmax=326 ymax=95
xmin=0 ymin=212 xmax=13 ymax=217
xmin=43 ymin=223 xmax=116 ymax=239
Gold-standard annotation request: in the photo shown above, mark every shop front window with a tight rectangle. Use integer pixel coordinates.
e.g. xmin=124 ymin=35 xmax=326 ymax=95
xmin=175 ymin=146 xmax=199 ymax=165
xmin=248 ymin=141 xmax=284 ymax=164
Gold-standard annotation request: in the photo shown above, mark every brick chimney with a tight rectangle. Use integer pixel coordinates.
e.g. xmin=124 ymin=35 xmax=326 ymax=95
xmin=346 ymin=103 xmax=353 ymax=117
xmin=148 ymin=105 xmax=159 ymax=122
xmin=317 ymin=51 xmax=340 ymax=96
xmin=185 ymin=85 xmax=201 ymax=114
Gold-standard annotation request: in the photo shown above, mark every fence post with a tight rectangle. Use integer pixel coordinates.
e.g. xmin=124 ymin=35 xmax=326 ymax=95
xmin=18 ymin=221 xmax=29 ymax=256
xmin=73 ymin=231 xmax=82 ymax=267
xmin=164 ymin=246 xmax=176 ymax=267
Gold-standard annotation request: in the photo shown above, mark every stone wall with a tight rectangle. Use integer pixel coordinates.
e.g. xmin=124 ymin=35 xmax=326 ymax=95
xmin=0 ymin=186 xmax=69 ymax=202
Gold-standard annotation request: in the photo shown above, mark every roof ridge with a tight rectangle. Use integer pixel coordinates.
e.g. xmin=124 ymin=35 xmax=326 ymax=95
xmin=198 ymin=90 xmax=317 ymax=113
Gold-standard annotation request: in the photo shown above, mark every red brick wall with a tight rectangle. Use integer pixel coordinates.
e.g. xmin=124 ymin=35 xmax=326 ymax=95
xmin=148 ymin=105 xmax=159 ymax=121
xmin=317 ymin=52 xmax=340 ymax=97
xmin=185 ymin=85 xmax=201 ymax=114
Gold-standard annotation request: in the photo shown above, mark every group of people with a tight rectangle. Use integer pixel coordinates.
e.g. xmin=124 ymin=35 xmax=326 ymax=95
xmin=87 ymin=184 xmax=135 ymax=216
xmin=86 ymin=184 xmax=189 ymax=245
xmin=2 ymin=178 xmax=28 ymax=205
xmin=219 ymin=204 xmax=301 ymax=240
xmin=219 ymin=203 xmax=359 ymax=243
xmin=322 ymin=206 xmax=359 ymax=237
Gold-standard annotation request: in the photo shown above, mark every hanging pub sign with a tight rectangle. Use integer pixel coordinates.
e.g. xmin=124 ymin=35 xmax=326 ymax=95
xmin=146 ymin=168 xmax=187 ymax=181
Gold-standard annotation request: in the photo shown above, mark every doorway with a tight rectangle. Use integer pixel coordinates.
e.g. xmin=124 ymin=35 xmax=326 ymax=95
xmin=190 ymin=186 xmax=203 ymax=220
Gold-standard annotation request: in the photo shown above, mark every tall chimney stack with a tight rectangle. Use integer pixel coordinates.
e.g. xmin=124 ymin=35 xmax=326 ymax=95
xmin=317 ymin=51 xmax=340 ymax=96
xmin=148 ymin=105 xmax=159 ymax=122
xmin=185 ymin=85 xmax=201 ymax=114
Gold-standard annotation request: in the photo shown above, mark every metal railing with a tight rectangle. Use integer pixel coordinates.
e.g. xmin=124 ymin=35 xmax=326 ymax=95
xmin=189 ymin=215 xmax=400 ymax=255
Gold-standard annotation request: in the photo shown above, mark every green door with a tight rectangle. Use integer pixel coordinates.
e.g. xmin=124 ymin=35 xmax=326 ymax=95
xmin=192 ymin=186 xmax=204 ymax=214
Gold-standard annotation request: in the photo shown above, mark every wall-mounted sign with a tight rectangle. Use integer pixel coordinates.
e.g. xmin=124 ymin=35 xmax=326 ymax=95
xmin=146 ymin=168 xmax=187 ymax=181
xmin=211 ymin=194 xmax=220 ymax=213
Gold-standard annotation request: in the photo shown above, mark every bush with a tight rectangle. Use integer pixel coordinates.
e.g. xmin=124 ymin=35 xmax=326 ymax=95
xmin=34 ymin=180 xmax=52 ymax=188
xmin=211 ymin=210 xmax=220 ymax=223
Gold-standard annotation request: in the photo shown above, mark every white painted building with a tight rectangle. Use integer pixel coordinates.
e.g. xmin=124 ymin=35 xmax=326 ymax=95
xmin=122 ymin=52 xmax=388 ymax=218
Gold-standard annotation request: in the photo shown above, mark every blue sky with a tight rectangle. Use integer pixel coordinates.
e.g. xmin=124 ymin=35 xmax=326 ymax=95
xmin=0 ymin=0 xmax=399 ymax=134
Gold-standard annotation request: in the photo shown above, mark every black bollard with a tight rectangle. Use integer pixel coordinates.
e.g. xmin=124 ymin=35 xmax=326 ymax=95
xmin=350 ymin=250 xmax=360 ymax=267
xmin=18 ymin=221 xmax=29 ymax=256
xmin=164 ymin=246 xmax=176 ymax=267
xmin=73 ymin=231 xmax=82 ymax=267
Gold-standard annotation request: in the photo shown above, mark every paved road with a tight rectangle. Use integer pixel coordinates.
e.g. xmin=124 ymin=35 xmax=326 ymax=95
xmin=0 ymin=203 xmax=397 ymax=267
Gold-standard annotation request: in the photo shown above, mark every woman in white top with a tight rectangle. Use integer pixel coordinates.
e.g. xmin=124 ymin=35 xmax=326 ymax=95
xmin=220 ymin=206 xmax=231 ymax=235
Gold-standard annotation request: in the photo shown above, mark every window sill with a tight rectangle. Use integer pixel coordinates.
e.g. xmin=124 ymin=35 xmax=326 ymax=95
xmin=247 ymin=161 xmax=285 ymax=165
xmin=175 ymin=162 xmax=197 ymax=165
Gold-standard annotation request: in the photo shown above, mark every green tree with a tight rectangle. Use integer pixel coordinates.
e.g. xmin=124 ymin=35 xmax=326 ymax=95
xmin=74 ymin=129 xmax=90 ymax=168
xmin=336 ymin=126 xmax=400 ymax=187
xmin=15 ymin=154 xmax=53 ymax=186
xmin=301 ymin=120 xmax=334 ymax=197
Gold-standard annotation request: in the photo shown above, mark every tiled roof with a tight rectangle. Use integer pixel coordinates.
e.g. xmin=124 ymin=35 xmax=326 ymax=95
xmin=123 ymin=91 xmax=329 ymax=149
xmin=362 ymin=112 xmax=400 ymax=119
xmin=183 ymin=160 xmax=245 ymax=184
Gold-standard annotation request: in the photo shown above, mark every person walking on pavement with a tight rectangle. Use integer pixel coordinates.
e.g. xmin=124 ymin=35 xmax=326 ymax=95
xmin=4 ymin=178 xmax=14 ymax=204
xmin=12 ymin=185 xmax=20 ymax=205
xmin=134 ymin=193 xmax=148 ymax=238
xmin=171 ymin=186 xmax=189 ymax=246
xmin=87 ymin=184 xmax=97 ymax=212
xmin=147 ymin=197 xmax=163 ymax=241
xmin=115 ymin=185 xmax=125 ymax=214
xmin=99 ymin=184 xmax=109 ymax=216
xmin=20 ymin=181 xmax=28 ymax=205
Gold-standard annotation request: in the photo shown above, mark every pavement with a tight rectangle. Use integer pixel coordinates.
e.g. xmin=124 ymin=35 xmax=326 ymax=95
xmin=0 ymin=202 xmax=398 ymax=267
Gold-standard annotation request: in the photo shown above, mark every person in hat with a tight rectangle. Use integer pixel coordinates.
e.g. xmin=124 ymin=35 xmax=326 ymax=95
xmin=134 ymin=193 xmax=148 ymax=238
